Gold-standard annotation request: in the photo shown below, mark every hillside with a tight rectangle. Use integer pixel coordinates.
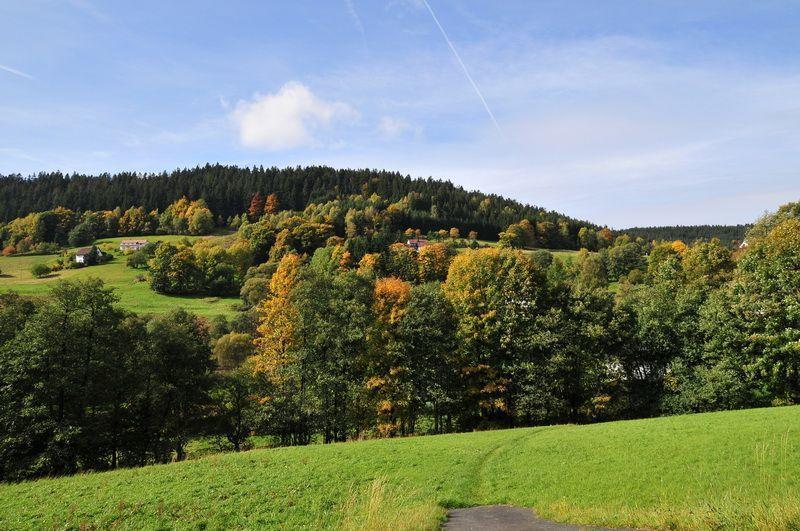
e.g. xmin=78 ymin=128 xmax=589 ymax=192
xmin=0 ymin=165 xmax=597 ymax=241
xmin=2 ymin=406 xmax=798 ymax=530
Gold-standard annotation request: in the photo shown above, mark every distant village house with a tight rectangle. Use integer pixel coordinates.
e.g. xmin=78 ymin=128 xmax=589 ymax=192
xmin=405 ymin=238 xmax=430 ymax=250
xmin=75 ymin=246 xmax=104 ymax=265
xmin=119 ymin=239 xmax=149 ymax=252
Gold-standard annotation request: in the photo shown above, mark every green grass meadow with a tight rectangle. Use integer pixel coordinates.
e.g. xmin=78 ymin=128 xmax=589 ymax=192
xmin=2 ymin=406 xmax=798 ymax=530
xmin=0 ymin=234 xmax=239 ymax=318
xmin=465 ymin=240 xmax=584 ymax=262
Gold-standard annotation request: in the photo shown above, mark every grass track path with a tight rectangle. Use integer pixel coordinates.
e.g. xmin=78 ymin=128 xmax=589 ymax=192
xmin=469 ymin=428 xmax=550 ymax=505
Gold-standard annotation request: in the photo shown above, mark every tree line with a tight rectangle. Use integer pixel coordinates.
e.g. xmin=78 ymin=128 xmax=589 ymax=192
xmin=621 ymin=224 xmax=750 ymax=246
xmin=0 ymin=165 xmax=596 ymax=244
xmin=0 ymin=197 xmax=214 ymax=257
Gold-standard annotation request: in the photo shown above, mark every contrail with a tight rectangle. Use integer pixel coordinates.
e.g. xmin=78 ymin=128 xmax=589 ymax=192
xmin=421 ymin=0 xmax=501 ymax=136
xmin=0 ymin=64 xmax=33 ymax=80
xmin=344 ymin=0 xmax=367 ymax=50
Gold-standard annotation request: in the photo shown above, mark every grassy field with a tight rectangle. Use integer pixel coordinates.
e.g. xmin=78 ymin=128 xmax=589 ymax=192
xmin=465 ymin=240 xmax=585 ymax=263
xmin=0 ymin=234 xmax=240 ymax=318
xmin=539 ymin=248 xmax=582 ymax=262
xmin=2 ymin=406 xmax=798 ymax=530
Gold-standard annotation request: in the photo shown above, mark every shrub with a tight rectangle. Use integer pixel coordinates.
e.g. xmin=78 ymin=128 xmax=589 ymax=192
xmin=126 ymin=251 xmax=148 ymax=268
xmin=30 ymin=263 xmax=51 ymax=278
xmin=212 ymin=332 xmax=255 ymax=371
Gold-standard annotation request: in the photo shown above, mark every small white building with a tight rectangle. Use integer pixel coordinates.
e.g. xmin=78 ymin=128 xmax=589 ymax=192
xmin=75 ymin=246 xmax=103 ymax=265
xmin=119 ymin=239 xmax=149 ymax=252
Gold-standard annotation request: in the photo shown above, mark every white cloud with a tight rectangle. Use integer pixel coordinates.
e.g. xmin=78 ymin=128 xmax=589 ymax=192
xmin=232 ymin=82 xmax=357 ymax=150
xmin=378 ymin=116 xmax=412 ymax=137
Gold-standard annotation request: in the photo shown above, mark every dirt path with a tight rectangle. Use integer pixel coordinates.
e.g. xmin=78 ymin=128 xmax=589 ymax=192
xmin=443 ymin=505 xmax=616 ymax=530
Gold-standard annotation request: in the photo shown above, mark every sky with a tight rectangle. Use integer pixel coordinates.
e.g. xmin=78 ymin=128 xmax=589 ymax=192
xmin=1 ymin=1 xmax=799 ymax=228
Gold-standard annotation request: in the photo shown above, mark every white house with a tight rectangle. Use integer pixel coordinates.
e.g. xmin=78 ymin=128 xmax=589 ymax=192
xmin=75 ymin=246 xmax=103 ymax=265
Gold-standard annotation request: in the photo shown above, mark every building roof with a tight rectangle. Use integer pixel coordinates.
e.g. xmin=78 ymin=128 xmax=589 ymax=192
xmin=120 ymin=239 xmax=149 ymax=245
xmin=75 ymin=247 xmax=93 ymax=255
xmin=406 ymin=238 xmax=430 ymax=249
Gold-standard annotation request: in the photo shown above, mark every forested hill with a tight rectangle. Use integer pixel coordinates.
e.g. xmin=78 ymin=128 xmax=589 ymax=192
xmin=621 ymin=224 xmax=750 ymax=245
xmin=0 ymin=165 xmax=595 ymax=239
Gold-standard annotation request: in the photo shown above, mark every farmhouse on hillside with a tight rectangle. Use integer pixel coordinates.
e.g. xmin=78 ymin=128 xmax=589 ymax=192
xmin=75 ymin=246 xmax=104 ymax=265
xmin=119 ymin=239 xmax=149 ymax=252
xmin=405 ymin=237 xmax=430 ymax=250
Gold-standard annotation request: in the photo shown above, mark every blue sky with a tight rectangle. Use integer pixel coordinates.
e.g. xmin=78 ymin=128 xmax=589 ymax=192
xmin=1 ymin=1 xmax=799 ymax=227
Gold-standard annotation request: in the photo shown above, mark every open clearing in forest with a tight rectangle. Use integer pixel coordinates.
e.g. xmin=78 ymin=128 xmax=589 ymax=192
xmin=0 ymin=233 xmax=239 ymax=317
xmin=465 ymin=240 xmax=587 ymax=262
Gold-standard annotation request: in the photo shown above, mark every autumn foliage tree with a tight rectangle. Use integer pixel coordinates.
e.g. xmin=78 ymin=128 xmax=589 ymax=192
xmin=368 ymin=277 xmax=413 ymax=436
xmin=418 ymin=243 xmax=454 ymax=282
xmin=248 ymin=192 xmax=265 ymax=222
xmin=158 ymin=197 xmax=214 ymax=235
xmin=443 ymin=248 xmax=545 ymax=428
xmin=252 ymin=253 xmax=308 ymax=444
xmin=264 ymin=193 xmax=279 ymax=216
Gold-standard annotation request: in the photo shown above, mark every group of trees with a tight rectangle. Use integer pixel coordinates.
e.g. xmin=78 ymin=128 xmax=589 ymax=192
xmin=148 ymin=239 xmax=252 ymax=295
xmin=229 ymin=193 xmax=486 ymax=303
xmin=228 ymin=201 xmax=799 ymax=444
xmin=0 ymin=281 xmax=215 ymax=481
xmin=158 ymin=197 xmax=215 ymax=235
xmin=0 ymin=198 xmax=215 ymax=256
xmin=499 ymin=219 xmax=614 ymax=250
xmin=0 ymin=207 xmax=75 ymax=255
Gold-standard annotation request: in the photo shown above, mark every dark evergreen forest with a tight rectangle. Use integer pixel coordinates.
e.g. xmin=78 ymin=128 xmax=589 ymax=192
xmin=0 ymin=165 xmax=594 ymax=240
xmin=621 ymin=224 xmax=750 ymax=245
